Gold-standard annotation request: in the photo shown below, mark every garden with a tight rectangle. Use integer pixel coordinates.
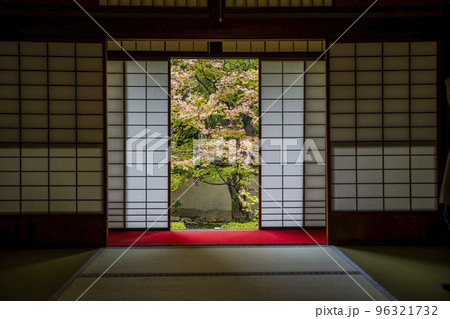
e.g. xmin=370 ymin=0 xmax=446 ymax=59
xmin=170 ymin=59 xmax=259 ymax=230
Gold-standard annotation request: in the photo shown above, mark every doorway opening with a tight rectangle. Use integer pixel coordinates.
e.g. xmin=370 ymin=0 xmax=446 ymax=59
xmin=170 ymin=59 xmax=260 ymax=230
xmin=106 ymin=55 xmax=327 ymax=243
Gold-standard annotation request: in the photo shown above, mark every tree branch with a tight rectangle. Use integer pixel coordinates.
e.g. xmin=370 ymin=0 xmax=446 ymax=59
xmin=194 ymin=74 xmax=214 ymax=94
xmin=202 ymin=181 xmax=227 ymax=186
xmin=199 ymin=65 xmax=218 ymax=91
xmin=212 ymin=162 xmax=229 ymax=185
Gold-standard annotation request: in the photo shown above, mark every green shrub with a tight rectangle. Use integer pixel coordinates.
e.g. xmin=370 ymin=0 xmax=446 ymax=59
xmin=171 ymin=221 xmax=186 ymax=230
xmin=220 ymin=220 xmax=258 ymax=230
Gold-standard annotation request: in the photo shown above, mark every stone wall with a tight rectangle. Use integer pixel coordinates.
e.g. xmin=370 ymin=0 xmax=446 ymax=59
xmin=171 ymin=178 xmax=259 ymax=222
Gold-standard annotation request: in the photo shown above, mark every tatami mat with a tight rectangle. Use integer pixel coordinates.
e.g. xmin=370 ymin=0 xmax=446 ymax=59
xmin=80 ymin=246 xmax=356 ymax=274
xmin=54 ymin=246 xmax=396 ymax=301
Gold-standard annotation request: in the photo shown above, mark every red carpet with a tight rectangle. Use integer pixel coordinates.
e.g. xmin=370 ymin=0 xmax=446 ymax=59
xmin=108 ymin=229 xmax=327 ymax=246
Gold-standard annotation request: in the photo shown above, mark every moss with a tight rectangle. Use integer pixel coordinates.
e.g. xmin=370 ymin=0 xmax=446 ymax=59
xmin=171 ymin=220 xmax=259 ymax=230
xmin=170 ymin=222 xmax=187 ymax=230
xmin=220 ymin=220 xmax=259 ymax=230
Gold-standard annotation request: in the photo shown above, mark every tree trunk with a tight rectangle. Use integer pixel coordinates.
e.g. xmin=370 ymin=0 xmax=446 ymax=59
xmin=242 ymin=115 xmax=257 ymax=137
xmin=228 ymin=184 xmax=245 ymax=222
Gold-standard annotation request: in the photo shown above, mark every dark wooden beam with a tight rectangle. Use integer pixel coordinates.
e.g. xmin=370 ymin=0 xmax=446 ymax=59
xmin=0 ymin=14 xmax=445 ymax=42
xmin=208 ymin=0 xmax=224 ymax=26
xmin=107 ymin=51 xmax=325 ymax=60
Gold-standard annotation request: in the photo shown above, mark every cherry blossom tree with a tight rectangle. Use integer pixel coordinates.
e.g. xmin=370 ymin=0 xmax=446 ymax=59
xmin=171 ymin=59 xmax=259 ymax=222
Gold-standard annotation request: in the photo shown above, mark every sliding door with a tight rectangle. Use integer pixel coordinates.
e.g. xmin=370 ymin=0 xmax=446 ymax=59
xmin=260 ymin=60 xmax=326 ymax=228
xmin=107 ymin=60 xmax=170 ymax=229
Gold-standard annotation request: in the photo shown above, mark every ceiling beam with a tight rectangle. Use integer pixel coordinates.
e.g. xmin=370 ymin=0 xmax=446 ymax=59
xmin=0 ymin=15 xmax=445 ymax=42
xmin=0 ymin=1 xmax=446 ymax=42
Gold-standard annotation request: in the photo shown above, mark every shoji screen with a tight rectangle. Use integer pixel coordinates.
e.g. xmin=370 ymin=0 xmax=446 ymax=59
xmin=329 ymin=42 xmax=438 ymax=212
xmin=260 ymin=60 xmax=326 ymax=228
xmin=108 ymin=39 xmax=326 ymax=54
xmin=107 ymin=60 xmax=170 ymax=229
xmin=304 ymin=61 xmax=327 ymax=226
xmin=99 ymin=0 xmax=208 ymax=7
xmin=225 ymin=0 xmax=333 ymax=7
xmin=0 ymin=41 xmax=104 ymax=215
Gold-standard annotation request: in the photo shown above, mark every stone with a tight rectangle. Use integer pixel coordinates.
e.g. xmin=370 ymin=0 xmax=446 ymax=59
xmin=205 ymin=217 xmax=216 ymax=223
xmin=171 ymin=217 xmax=181 ymax=222
xmin=181 ymin=217 xmax=192 ymax=223
xmin=193 ymin=217 xmax=204 ymax=222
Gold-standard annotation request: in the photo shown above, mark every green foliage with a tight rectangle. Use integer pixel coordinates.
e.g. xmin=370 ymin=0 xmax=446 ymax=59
xmin=220 ymin=220 xmax=259 ymax=230
xmin=171 ymin=221 xmax=186 ymax=230
xmin=237 ymin=186 xmax=259 ymax=219
xmin=171 ymin=199 xmax=183 ymax=210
